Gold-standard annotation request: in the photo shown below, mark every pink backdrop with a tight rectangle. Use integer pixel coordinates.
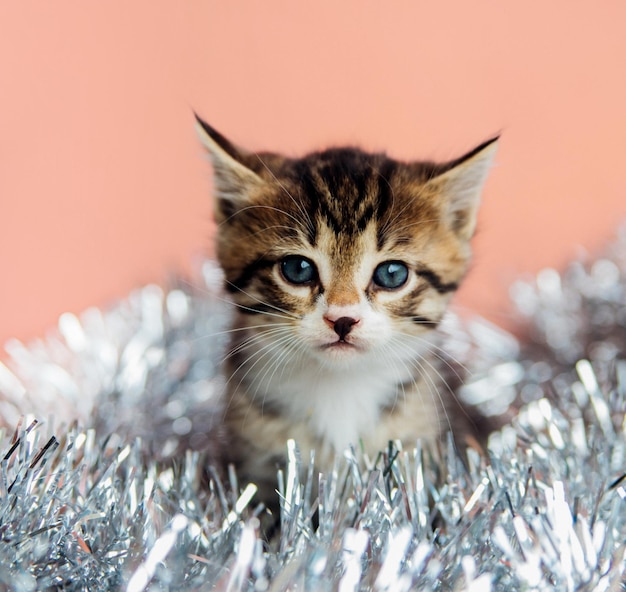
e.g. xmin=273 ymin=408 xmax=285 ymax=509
xmin=1 ymin=2 xmax=625 ymax=346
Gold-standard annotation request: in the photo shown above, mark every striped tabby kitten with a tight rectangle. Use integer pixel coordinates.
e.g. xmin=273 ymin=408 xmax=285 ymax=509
xmin=196 ymin=116 xmax=497 ymax=501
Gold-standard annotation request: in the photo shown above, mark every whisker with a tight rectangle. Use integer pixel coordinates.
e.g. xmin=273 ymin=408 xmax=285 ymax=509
xmin=394 ymin=330 xmax=469 ymax=379
xmin=225 ymin=326 xmax=291 ymax=360
xmin=388 ymin=217 xmax=446 ymax=236
xmin=378 ymin=182 xmax=426 ymax=239
xmin=199 ymin=322 xmax=292 ymax=341
xmin=253 ymin=334 xmax=304 ymax=412
xmin=279 ymin=333 xmax=311 ymax=386
xmin=401 ymin=353 xmax=451 ymax=434
xmin=377 ymin=343 xmax=409 ymax=414
xmin=233 ymin=333 xmax=297 ymax=424
xmin=246 ymin=224 xmax=308 ymax=239
xmin=388 ymin=335 xmax=460 ymax=434
xmin=226 ymin=331 xmax=296 ymax=399
xmin=231 ymin=301 xmax=298 ymax=320
xmin=218 ymin=204 xmax=309 ymax=235
xmin=222 ymin=326 xmax=294 ymax=363
xmin=222 ymin=283 xmax=301 ymax=320
xmin=177 ymin=276 xmax=299 ymax=321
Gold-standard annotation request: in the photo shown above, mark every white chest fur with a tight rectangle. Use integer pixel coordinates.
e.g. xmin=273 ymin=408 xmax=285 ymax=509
xmin=237 ymin=340 xmax=441 ymax=454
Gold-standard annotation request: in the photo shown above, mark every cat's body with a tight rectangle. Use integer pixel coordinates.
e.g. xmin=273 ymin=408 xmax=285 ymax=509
xmin=196 ymin=117 xmax=498 ymax=501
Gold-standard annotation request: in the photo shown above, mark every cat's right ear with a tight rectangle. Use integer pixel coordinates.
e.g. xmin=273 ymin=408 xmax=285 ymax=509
xmin=195 ymin=114 xmax=264 ymax=221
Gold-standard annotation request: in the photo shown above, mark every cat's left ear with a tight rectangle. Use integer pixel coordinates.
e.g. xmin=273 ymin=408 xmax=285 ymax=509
xmin=194 ymin=114 xmax=265 ymax=221
xmin=429 ymin=137 xmax=499 ymax=240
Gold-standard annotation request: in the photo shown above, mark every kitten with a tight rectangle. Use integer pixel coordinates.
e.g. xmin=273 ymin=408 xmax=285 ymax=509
xmin=196 ymin=115 xmax=498 ymax=503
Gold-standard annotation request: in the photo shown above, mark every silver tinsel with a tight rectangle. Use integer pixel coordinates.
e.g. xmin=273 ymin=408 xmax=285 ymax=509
xmin=1 ymin=231 xmax=626 ymax=590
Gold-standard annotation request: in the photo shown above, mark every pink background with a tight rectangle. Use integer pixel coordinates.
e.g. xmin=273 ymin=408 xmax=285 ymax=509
xmin=1 ymin=2 xmax=625 ymax=346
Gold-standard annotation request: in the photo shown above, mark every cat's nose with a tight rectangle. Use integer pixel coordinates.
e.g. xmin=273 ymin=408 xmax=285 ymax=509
xmin=327 ymin=316 xmax=359 ymax=341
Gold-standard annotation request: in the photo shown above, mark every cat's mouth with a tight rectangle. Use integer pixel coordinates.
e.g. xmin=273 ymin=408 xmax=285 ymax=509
xmin=320 ymin=339 xmax=361 ymax=352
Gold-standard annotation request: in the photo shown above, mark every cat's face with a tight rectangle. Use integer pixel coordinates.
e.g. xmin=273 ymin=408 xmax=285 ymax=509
xmin=197 ymin=117 xmax=497 ymax=368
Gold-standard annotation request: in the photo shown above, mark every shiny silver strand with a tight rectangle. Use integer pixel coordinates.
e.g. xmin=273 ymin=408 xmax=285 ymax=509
xmin=0 ymin=231 xmax=625 ymax=590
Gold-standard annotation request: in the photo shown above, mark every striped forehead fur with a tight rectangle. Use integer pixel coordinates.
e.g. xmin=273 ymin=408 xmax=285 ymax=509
xmin=215 ymin=147 xmax=448 ymax=258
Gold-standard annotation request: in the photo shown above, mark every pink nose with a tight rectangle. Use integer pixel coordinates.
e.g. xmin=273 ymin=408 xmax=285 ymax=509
xmin=325 ymin=316 xmax=359 ymax=340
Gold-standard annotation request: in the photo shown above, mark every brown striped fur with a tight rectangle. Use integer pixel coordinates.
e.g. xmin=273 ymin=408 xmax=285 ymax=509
xmin=197 ymin=116 xmax=498 ymax=505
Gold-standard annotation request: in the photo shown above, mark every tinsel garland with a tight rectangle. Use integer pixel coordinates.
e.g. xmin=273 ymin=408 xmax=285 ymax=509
xmin=0 ymin=232 xmax=625 ymax=591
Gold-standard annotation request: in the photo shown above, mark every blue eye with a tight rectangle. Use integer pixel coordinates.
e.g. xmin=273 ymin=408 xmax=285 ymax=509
xmin=373 ymin=261 xmax=409 ymax=289
xmin=280 ymin=256 xmax=317 ymax=285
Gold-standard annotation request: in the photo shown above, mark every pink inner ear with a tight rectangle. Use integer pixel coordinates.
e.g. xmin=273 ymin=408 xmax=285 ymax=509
xmin=433 ymin=142 xmax=497 ymax=240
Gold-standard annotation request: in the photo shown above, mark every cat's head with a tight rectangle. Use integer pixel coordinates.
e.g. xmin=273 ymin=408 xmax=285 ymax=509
xmin=197 ymin=116 xmax=497 ymax=367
